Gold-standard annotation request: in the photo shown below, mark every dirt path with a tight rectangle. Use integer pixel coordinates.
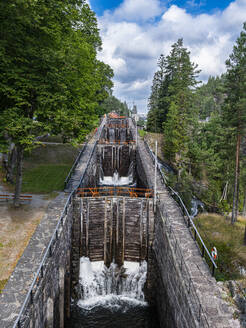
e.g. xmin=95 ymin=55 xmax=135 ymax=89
xmin=0 ymin=190 xmax=51 ymax=290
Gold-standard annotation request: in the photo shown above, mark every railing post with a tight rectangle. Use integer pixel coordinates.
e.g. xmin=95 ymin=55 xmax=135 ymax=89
xmin=154 ymin=140 xmax=157 ymax=213
xmin=30 ymin=290 xmax=33 ymax=304
xmin=212 ymin=264 xmax=215 ymax=277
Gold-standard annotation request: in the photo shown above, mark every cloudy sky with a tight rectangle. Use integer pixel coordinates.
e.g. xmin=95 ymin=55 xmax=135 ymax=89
xmin=89 ymin=0 xmax=246 ymax=113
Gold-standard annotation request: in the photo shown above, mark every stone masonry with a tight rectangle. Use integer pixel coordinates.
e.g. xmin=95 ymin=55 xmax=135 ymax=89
xmin=0 ymin=193 xmax=71 ymax=328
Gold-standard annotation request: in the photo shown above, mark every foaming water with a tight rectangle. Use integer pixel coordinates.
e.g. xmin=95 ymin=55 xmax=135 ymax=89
xmin=68 ymin=258 xmax=159 ymax=328
xmin=78 ymin=258 xmax=146 ymax=301
xmin=99 ymin=171 xmax=134 ymax=186
xmin=99 ymin=170 xmax=135 ymax=186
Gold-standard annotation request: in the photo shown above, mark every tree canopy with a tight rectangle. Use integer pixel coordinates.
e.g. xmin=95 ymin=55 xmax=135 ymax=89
xmin=146 ymin=24 xmax=246 ymax=220
xmin=0 ymin=0 xmax=113 ymax=205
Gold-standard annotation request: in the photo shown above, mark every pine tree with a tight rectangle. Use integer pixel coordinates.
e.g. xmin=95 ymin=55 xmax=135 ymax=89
xmin=147 ymin=55 xmax=167 ymax=132
xmin=161 ymin=39 xmax=200 ymax=173
xmin=222 ymin=22 xmax=246 ymax=224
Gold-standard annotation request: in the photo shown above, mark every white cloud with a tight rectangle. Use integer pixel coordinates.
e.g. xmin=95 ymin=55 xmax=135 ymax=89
xmin=111 ymin=0 xmax=164 ymax=22
xmin=97 ymin=0 xmax=246 ymax=113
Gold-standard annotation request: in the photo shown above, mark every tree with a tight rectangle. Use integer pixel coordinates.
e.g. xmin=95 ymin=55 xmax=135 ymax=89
xmin=0 ymin=0 xmax=113 ymax=205
xmin=97 ymin=95 xmax=130 ymax=117
xmin=194 ymin=76 xmax=225 ymax=120
xmin=222 ymin=22 xmax=246 ymax=224
xmin=161 ymin=39 xmax=200 ymax=174
xmin=147 ymin=55 xmax=167 ymax=132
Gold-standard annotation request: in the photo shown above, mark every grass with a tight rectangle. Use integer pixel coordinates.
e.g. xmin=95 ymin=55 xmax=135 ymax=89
xmin=196 ymin=213 xmax=246 ymax=281
xmin=22 ymin=164 xmax=71 ymax=193
xmin=0 ymin=279 xmax=8 ymax=294
xmin=138 ymin=129 xmax=147 ymax=138
xmin=0 ymin=144 xmax=80 ymax=194
xmin=21 ymin=144 xmax=80 ymax=193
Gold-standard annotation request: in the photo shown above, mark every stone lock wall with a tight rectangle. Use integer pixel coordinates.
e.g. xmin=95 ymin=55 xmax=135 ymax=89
xmin=0 ymin=194 xmax=73 ymax=328
xmin=78 ymin=144 xmax=98 ymax=188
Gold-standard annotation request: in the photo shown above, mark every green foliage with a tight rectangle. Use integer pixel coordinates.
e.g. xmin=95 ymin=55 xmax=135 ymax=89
xmin=147 ymin=39 xmax=200 ymax=134
xmin=97 ymin=95 xmax=130 ymax=117
xmin=0 ymin=0 xmax=113 ymax=201
xmin=221 ymin=22 xmax=246 ymax=222
xmin=138 ymin=129 xmax=147 ymax=138
xmin=163 ymin=101 xmax=184 ymax=162
xmin=148 ymin=26 xmax=246 ymax=216
xmin=194 ymin=76 xmax=225 ymax=119
xmin=196 ymin=214 xmax=246 ymax=281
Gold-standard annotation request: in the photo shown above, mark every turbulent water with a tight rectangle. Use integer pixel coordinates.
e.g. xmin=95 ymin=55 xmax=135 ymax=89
xmin=69 ymin=258 xmax=159 ymax=328
xmin=99 ymin=161 xmax=136 ymax=187
xmin=99 ymin=171 xmax=135 ymax=186
xmin=190 ymin=199 xmax=204 ymax=218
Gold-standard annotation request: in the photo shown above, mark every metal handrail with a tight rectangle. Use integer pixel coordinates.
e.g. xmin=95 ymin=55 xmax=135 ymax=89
xmin=64 ymin=143 xmax=87 ymax=190
xmin=64 ymin=116 xmax=106 ymax=190
xmin=168 ymin=186 xmax=217 ymax=272
xmin=144 ymin=139 xmax=217 ymax=276
xmin=156 ymin=204 xmax=210 ymax=328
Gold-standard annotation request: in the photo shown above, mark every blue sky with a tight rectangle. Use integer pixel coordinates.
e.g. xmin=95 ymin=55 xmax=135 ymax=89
xmin=90 ymin=0 xmax=233 ymax=16
xmin=88 ymin=0 xmax=246 ymax=113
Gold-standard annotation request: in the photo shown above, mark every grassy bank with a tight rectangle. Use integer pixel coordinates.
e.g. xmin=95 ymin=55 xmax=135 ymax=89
xmin=22 ymin=164 xmax=71 ymax=193
xmin=1 ymin=143 xmax=80 ymax=194
xmin=196 ymin=213 xmax=246 ymax=281
xmin=22 ymin=144 xmax=80 ymax=193
xmin=0 ymin=279 xmax=8 ymax=294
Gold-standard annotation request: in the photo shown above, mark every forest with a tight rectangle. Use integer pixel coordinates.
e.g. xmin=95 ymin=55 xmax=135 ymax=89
xmin=0 ymin=0 xmax=114 ymax=206
xmin=147 ymin=24 xmax=246 ymax=224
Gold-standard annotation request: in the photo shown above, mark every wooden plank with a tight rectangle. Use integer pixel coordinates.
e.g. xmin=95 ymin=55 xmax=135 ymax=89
xmin=104 ymin=197 xmax=107 ymax=265
xmin=110 ymin=199 xmax=113 ymax=263
xmin=122 ymin=197 xmax=125 ymax=265
xmin=139 ymin=199 xmax=143 ymax=262
xmin=80 ymin=198 xmax=83 ymax=257
xmin=86 ymin=200 xmax=89 ymax=257
xmin=147 ymin=199 xmax=149 ymax=260
xmin=116 ymin=198 xmax=119 ymax=262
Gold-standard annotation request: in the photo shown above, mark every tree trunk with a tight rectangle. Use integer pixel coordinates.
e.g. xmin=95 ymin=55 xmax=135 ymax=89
xmin=235 ymin=163 xmax=240 ymax=217
xmin=242 ymin=188 xmax=246 ymax=217
xmin=2 ymin=144 xmax=17 ymax=184
xmin=231 ymin=134 xmax=241 ymax=224
xmin=14 ymin=145 xmax=24 ymax=207
xmin=244 ymin=225 xmax=246 ymax=246
xmin=7 ymin=145 xmax=16 ymax=183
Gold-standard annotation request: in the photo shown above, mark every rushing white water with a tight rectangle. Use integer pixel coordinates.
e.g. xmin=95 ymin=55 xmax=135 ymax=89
xmin=190 ymin=199 xmax=204 ymax=218
xmin=99 ymin=171 xmax=134 ymax=186
xmin=77 ymin=257 xmax=147 ymax=310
